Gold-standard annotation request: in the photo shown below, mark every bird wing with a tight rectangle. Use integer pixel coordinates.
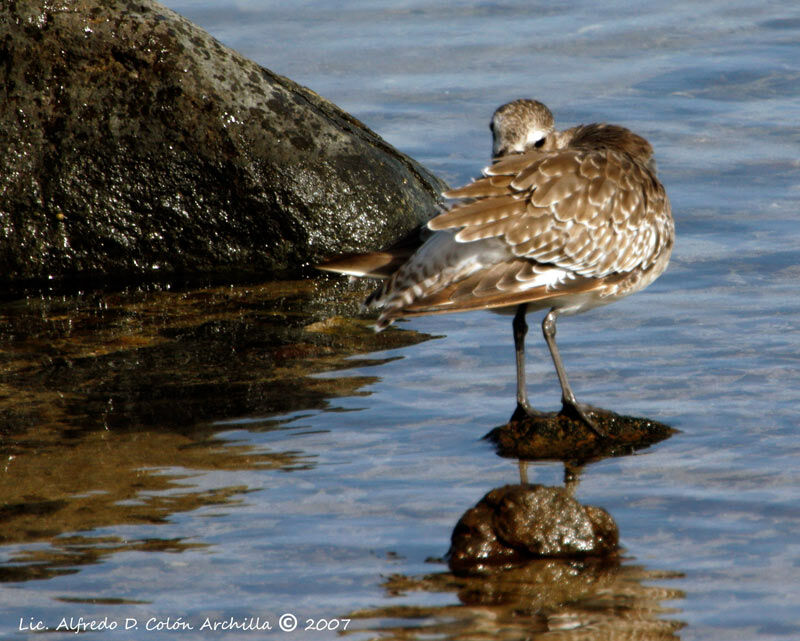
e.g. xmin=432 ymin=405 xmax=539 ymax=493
xmin=430 ymin=145 xmax=671 ymax=280
xmin=396 ymin=259 xmax=626 ymax=316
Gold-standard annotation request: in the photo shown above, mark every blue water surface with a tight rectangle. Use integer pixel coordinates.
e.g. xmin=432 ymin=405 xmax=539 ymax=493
xmin=3 ymin=1 xmax=800 ymax=639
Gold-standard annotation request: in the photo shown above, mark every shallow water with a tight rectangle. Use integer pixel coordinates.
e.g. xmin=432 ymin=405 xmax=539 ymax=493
xmin=3 ymin=1 xmax=800 ymax=639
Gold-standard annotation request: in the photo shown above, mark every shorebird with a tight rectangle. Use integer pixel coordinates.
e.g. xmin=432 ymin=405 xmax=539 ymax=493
xmin=320 ymin=99 xmax=674 ymax=436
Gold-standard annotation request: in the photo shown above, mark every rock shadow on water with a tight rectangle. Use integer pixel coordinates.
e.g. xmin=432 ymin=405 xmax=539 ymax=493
xmin=485 ymin=404 xmax=678 ymax=465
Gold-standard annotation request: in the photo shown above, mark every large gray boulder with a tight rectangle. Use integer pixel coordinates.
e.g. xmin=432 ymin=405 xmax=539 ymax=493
xmin=0 ymin=0 xmax=447 ymax=284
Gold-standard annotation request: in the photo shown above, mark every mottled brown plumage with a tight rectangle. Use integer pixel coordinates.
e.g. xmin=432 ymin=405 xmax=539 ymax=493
xmin=319 ymin=99 xmax=674 ymax=435
xmin=407 ymin=122 xmax=672 ymax=315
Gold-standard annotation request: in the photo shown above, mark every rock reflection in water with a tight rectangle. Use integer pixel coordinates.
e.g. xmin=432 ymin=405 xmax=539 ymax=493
xmin=349 ymin=561 xmax=684 ymax=640
xmin=0 ymin=426 xmax=295 ymax=583
xmin=0 ymin=277 xmax=434 ymax=584
xmin=0 ymin=277 xmax=431 ymax=434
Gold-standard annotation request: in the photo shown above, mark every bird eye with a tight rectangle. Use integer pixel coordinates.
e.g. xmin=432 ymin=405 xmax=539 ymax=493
xmin=534 ymin=137 xmax=546 ymax=148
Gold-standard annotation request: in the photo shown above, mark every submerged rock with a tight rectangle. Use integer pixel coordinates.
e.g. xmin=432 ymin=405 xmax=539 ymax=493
xmin=448 ymin=484 xmax=618 ymax=575
xmin=0 ymin=0 xmax=446 ymax=285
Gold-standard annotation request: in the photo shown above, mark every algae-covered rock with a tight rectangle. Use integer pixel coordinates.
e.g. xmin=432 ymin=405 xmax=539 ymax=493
xmin=486 ymin=406 xmax=677 ymax=463
xmin=448 ymin=484 xmax=618 ymax=574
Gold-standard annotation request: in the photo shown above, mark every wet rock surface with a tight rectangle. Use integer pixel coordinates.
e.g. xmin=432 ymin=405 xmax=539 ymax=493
xmin=486 ymin=406 xmax=677 ymax=464
xmin=448 ymin=484 xmax=619 ymax=575
xmin=0 ymin=0 xmax=446 ymax=285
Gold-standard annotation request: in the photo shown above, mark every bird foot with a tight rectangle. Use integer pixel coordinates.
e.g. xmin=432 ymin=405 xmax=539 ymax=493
xmin=560 ymin=400 xmax=607 ymax=438
xmin=511 ymin=401 xmax=547 ymax=422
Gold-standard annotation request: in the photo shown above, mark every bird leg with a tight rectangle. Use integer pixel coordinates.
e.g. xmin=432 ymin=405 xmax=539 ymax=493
xmin=511 ymin=304 xmax=546 ymax=420
xmin=563 ymin=462 xmax=584 ymax=495
xmin=518 ymin=459 xmax=529 ymax=485
xmin=541 ymin=309 xmax=606 ymax=438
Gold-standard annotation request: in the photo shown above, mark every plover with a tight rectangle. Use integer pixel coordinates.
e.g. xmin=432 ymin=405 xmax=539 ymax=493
xmin=320 ymin=99 xmax=674 ymax=436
